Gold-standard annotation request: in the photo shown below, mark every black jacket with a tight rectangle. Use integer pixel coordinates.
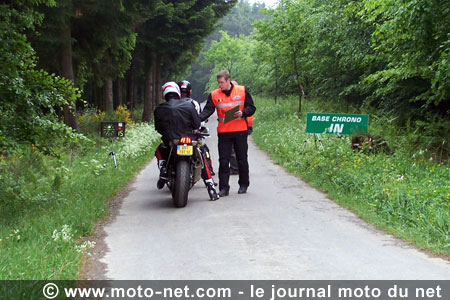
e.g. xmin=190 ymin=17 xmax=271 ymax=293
xmin=181 ymin=96 xmax=201 ymax=114
xmin=154 ymin=96 xmax=201 ymax=143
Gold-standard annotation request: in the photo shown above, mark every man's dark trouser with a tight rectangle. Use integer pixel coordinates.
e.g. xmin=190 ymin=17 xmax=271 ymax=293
xmin=218 ymin=131 xmax=249 ymax=191
xmin=229 ymin=147 xmax=239 ymax=173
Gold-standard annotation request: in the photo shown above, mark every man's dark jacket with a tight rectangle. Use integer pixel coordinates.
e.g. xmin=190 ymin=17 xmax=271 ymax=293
xmin=154 ymin=96 xmax=201 ymax=144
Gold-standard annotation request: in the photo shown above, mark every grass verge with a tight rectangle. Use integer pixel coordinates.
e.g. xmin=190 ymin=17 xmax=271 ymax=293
xmin=252 ymin=96 xmax=450 ymax=255
xmin=0 ymin=122 xmax=160 ymax=279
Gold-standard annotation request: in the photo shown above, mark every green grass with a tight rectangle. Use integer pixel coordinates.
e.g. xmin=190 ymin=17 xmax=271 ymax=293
xmin=1 ymin=98 xmax=448 ymax=280
xmin=252 ymin=96 xmax=450 ymax=255
xmin=0 ymin=122 xmax=160 ymax=279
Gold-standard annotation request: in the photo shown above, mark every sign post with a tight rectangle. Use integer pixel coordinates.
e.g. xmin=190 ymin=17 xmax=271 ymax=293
xmin=302 ymin=113 xmax=369 ymax=151
xmin=101 ymin=122 xmax=126 ymax=168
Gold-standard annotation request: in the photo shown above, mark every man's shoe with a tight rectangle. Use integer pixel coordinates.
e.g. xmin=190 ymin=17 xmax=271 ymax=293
xmin=238 ymin=186 xmax=247 ymax=194
xmin=219 ymin=189 xmax=229 ymax=197
xmin=157 ymin=178 xmax=166 ymax=189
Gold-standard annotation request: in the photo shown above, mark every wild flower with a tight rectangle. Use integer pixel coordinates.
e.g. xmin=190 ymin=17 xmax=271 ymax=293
xmin=114 ymin=105 xmax=132 ymax=125
xmin=52 ymin=224 xmax=73 ymax=242
xmin=75 ymin=240 xmax=96 ymax=255
xmin=119 ymin=123 xmax=160 ymax=158
xmin=4 ymin=229 xmax=21 ymax=242
xmin=94 ymin=110 xmax=106 ymax=122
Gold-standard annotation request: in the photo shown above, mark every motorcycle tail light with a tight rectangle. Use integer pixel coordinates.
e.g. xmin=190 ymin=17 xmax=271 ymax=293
xmin=180 ymin=137 xmax=192 ymax=145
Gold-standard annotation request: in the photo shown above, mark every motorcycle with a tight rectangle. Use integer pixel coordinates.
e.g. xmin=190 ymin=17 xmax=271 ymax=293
xmin=163 ymin=129 xmax=212 ymax=207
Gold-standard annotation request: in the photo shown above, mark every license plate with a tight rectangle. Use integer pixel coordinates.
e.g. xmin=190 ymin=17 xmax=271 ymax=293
xmin=177 ymin=145 xmax=193 ymax=156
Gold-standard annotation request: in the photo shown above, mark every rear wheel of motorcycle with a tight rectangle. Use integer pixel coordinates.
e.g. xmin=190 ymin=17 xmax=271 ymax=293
xmin=173 ymin=160 xmax=190 ymax=207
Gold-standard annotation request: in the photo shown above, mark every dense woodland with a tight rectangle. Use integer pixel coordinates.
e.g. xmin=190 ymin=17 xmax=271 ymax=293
xmin=0 ymin=0 xmax=449 ymax=155
xmin=202 ymin=1 xmax=449 ymax=121
xmin=0 ymin=0 xmax=236 ymax=154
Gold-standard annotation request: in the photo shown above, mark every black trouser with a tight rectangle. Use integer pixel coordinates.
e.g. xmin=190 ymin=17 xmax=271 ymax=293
xmin=229 ymin=147 xmax=238 ymax=172
xmin=218 ymin=131 xmax=249 ymax=191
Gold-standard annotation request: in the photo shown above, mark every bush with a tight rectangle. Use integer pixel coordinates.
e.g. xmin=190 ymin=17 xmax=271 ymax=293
xmin=78 ymin=105 xmax=134 ymax=138
xmin=0 ymin=4 xmax=82 ymax=156
xmin=0 ymin=122 xmax=160 ymax=279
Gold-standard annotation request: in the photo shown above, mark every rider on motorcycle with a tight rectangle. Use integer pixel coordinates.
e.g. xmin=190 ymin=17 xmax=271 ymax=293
xmin=179 ymin=80 xmax=201 ymax=114
xmin=178 ymin=80 xmax=219 ymax=200
xmin=154 ymin=81 xmax=200 ymax=189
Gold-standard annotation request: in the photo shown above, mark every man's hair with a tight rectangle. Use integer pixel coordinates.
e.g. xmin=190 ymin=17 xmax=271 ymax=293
xmin=165 ymin=92 xmax=179 ymax=100
xmin=217 ymin=70 xmax=230 ymax=81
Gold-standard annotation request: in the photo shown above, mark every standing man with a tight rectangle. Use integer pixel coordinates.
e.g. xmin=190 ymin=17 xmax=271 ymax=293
xmin=229 ymin=80 xmax=253 ymax=175
xmin=200 ymin=71 xmax=256 ymax=197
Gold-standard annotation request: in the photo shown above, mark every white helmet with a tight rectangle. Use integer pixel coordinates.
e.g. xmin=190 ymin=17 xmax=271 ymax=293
xmin=162 ymin=81 xmax=181 ymax=99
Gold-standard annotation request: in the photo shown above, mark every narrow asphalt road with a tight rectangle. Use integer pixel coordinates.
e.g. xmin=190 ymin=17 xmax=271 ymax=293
xmin=91 ymin=115 xmax=449 ymax=280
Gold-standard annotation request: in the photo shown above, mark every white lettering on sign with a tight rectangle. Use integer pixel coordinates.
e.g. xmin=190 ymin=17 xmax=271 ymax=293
xmin=331 ymin=116 xmax=362 ymax=123
xmin=329 ymin=123 xmax=344 ymax=133
xmin=312 ymin=115 xmax=330 ymax=122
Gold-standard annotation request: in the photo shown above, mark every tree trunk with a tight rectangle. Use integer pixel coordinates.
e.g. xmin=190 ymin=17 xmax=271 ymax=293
xmin=126 ymin=63 xmax=135 ymax=113
xmin=114 ymin=78 xmax=123 ymax=109
xmin=292 ymin=48 xmax=302 ymax=116
xmin=274 ymin=59 xmax=278 ymax=104
xmin=154 ymin=54 xmax=162 ymax=107
xmin=104 ymin=78 xmax=114 ymax=112
xmin=142 ymin=55 xmax=154 ymax=122
xmin=93 ymin=84 xmax=102 ymax=111
xmin=61 ymin=24 xmax=78 ymax=130
xmin=137 ymin=85 xmax=143 ymax=106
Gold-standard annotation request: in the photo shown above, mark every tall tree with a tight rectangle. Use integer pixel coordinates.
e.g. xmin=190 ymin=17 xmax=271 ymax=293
xmin=254 ymin=0 xmax=311 ymax=115
xmin=0 ymin=1 xmax=80 ymax=154
xmin=71 ymin=0 xmax=139 ymax=112
xmin=359 ymin=0 xmax=449 ymax=112
xmin=32 ymin=0 xmax=84 ymax=129
xmin=137 ymin=0 xmax=237 ymax=122
xmin=190 ymin=0 xmax=268 ymax=100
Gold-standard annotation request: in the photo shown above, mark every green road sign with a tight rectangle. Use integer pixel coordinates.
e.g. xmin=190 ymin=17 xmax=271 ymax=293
xmin=306 ymin=113 xmax=369 ymax=135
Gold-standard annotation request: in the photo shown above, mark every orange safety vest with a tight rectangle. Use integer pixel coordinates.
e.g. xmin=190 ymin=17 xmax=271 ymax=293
xmin=246 ymin=115 xmax=253 ymax=127
xmin=211 ymin=85 xmax=248 ymax=133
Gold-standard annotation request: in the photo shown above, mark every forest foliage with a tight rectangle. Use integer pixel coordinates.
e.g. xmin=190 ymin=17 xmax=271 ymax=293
xmin=0 ymin=0 xmax=236 ymax=155
xmin=206 ymin=0 xmax=449 ymax=110
xmin=1 ymin=0 xmax=449 ymax=155
xmin=201 ymin=0 xmax=449 ymax=155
